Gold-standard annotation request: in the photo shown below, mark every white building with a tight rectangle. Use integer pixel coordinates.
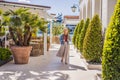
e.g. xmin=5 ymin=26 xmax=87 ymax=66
xmin=0 ymin=0 xmax=54 ymax=54
xmin=0 ymin=0 xmax=52 ymax=18
xmin=63 ymin=15 xmax=79 ymax=34
xmin=79 ymin=0 xmax=117 ymax=32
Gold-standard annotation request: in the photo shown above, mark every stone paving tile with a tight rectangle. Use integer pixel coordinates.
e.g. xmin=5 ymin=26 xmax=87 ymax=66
xmin=0 ymin=44 xmax=101 ymax=80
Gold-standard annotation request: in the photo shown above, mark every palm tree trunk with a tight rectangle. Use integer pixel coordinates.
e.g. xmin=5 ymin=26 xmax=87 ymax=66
xmin=9 ymin=27 xmax=18 ymax=45
xmin=27 ymin=32 xmax=32 ymax=45
xmin=16 ymin=31 xmax=23 ymax=46
xmin=0 ymin=26 xmax=1 ymax=32
xmin=23 ymin=25 xmax=31 ymax=46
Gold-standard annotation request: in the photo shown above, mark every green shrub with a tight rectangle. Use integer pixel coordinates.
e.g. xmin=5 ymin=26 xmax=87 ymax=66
xmin=0 ymin=26 xmax=5 ymax=36
xmin=75 ymin=20 xmax=84 ymax=49
xmin=0 ymin=9 xmax=2 ymax=15
xmin=102 ymin=0 xmax=120 ymax=79
xmin=83 ymin=15 xmax=102 ymax=63
xmin=78 ymin=18 xmax=90 ymax=52
xmin=52 ymin=25 xmax=64 ymax=36
xmin=0 ymin=48 xmax=12 ymax=60
xmin=72 ymin=22 xmax=80 ymax=45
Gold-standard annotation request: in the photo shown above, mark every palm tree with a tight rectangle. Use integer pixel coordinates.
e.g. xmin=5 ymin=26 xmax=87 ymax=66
xmin=0 ymin=9 xmax=2 ymax=32
xmin=3 ymin=8 xmax=47 ymax=46
xmin=0 ymin=9 xmax=6 ymax=36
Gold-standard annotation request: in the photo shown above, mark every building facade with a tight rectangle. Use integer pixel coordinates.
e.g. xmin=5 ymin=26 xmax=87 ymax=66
xmin=0 ymin=0 xmax=51 ymax=18
xmin=79 ymin=0 xmax=117 ymax=32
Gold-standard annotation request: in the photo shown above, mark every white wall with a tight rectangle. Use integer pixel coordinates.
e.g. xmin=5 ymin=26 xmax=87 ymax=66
xmin=102 ymin=0 xmax=108 ymax=32
xmin=102 ymin=0 xmax=117 ymax=32
xmin=92 ymin=0 xmax=101 ymax=17
xmin=107 ymin=0 xmax=117 ymax=24
xmin=79 ymin=0 xmax=117 ymax=33
xmin=87 ymin=0 xmax=92 ymax=19
xmin=64 ymin=19 xmax=79 ymax=26
xmin=0 ymin=3 xmax=49 ymax=18
xmin=83 ymin=5 xmax=86 ymax=20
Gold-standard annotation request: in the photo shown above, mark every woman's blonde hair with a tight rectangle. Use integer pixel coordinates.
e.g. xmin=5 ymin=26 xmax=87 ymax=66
xmin=63 ymin=27 xmax=69 ymax=35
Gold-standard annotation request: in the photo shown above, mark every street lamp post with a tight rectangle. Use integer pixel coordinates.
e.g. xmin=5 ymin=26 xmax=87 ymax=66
xmin=71 ymin=4 xmax=80 ymax=12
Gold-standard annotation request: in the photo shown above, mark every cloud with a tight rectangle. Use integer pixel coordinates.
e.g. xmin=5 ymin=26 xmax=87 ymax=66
xmin=18 ymin=0 xmax=31 ymax=3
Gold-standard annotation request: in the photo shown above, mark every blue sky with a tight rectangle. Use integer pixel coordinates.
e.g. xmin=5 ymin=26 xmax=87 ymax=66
xmin=6 ymin=0 xmax=79 ymax=16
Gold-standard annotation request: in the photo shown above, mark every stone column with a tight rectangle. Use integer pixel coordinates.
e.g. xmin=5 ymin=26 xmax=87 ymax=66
xmin=79 ymin=9 xmax=83 ymax=21
xmin=102 ymin=0 xmax=117 ymax=32
xmin=87 ymin=0 xmax=92 ymax=19
xmin=79 ymin=0 xmax=84 ymax=20
xmin=44 ymin=33 xmax=47 ymax=54
xmin=43 ymin=10 xmax=47 ymax=55
xmin=80 ymin=5 xmax=84 ymax=20
xmin=50 ymin=20 xmax=53 ymax=46
xmin=92 ymin=0 xmax=101 ymax=17
xmin=83 ymin=5 xmax=86 ymax=20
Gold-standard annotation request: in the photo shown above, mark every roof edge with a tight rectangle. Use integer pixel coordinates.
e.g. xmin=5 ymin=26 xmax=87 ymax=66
xmin=0 ymin=1 xmax=51 ymax=9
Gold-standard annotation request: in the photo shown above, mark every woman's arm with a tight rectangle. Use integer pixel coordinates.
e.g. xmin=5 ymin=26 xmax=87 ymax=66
xmin=60 ymin=34 xmax=64 ymax=44
xmin=68 ymin=35 xmax=71 ymax=41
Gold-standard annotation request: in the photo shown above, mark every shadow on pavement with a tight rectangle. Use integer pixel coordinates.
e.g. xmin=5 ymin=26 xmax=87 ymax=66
xmin=0 ymin=70 xmax=69 ymax=80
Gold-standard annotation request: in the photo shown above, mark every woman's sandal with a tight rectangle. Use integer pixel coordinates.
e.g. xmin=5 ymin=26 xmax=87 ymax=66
xmin=65 ymin=62 xmax=68 ymax=65
xmin=61 ymin=59 xmax=63 ymax=62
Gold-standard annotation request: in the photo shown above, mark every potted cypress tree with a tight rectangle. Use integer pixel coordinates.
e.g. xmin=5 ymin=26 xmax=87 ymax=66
xmin=3 ymin=8 xmax=47 ymax=64
xmin=83 ymin=15 xmax=102 ymax=63
xmin=77 ymin=20 xmax=84 ymax=50
xmin=72 ymin=22 xmax=79 ymax=46
xmin=78 ymin=18 xmax=90 ymax=53
xmin=102 ymin=0 xmax=120 ymax=79
xmin=75 ymin=20 xmax=84 ymax=49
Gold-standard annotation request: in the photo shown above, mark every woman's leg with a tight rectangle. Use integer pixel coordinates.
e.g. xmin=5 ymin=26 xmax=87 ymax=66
xmin=61 ymin=57 xmax=64 ymax=62
xmin=64 ymin=43 xmax=69 ymax=64
xmin=61 ymin=44 xmax=65 ymax=62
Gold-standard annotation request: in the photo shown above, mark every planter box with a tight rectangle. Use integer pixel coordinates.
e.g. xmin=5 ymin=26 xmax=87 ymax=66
xmin=95 ymin=73 xmax=101 ymax=80
xmin=0 ymin=57 xmax=13 ymax=66
xmin=79 ymin=54 xmax=102 ymax=70
xmin=87 ymin=63 xmax=102 ymax=70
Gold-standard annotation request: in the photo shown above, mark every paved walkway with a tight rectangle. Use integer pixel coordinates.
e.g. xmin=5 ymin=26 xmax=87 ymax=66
xmin=0 ymin=44 xmax=101 ymax=80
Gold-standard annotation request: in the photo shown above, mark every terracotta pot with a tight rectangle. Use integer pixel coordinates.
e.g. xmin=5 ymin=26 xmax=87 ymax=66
xmin=52 ymin=36 xmax=60 ymax=44
xmin=11 ymin=46 xmax=32 ymax=64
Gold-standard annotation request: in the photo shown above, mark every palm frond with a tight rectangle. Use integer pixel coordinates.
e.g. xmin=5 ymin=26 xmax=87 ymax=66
xmin=0 ymin=9 xmax=2 ymax=15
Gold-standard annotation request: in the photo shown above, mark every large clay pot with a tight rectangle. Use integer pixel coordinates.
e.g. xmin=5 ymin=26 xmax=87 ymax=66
xmin=11 ymin=46 xmax=32 ymax=64
xmin=52 ymin=36 xmax=60 ymax=44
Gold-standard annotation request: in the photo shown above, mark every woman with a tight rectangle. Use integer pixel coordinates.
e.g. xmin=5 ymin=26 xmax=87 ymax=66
xmin=57 ymin=28 xmax=70 ymax=64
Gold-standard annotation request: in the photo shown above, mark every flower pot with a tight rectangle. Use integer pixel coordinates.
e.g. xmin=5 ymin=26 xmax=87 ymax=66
xmin=11 ymin=46 xmax=32 ymax=64
xmin=52 ymin=36 xmax=60 ymax=44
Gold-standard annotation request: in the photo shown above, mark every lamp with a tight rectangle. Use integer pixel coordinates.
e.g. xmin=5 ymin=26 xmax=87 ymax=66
xmin=71 ymin=4 xmax=80 ymax=12
xmin=71 ymin=5 xmax=77 ymax=12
